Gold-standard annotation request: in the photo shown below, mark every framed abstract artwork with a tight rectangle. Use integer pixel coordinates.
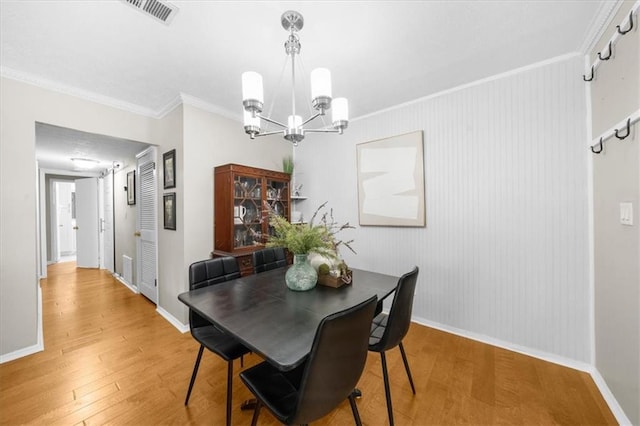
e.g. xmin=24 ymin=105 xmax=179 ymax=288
xmin=356 ymin=130 xmax=425 ymax=227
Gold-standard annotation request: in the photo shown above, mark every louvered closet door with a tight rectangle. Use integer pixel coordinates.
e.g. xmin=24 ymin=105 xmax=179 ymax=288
xmin=136 ymin=149 xmax=158 ymax=304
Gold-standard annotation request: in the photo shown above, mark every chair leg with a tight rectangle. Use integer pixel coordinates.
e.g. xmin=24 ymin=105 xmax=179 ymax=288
xmin=398 ymin=342 xmax=416 ymax=394
xmin=380 ymin=352 xmax=394 ymax=426
xmin=250 ymin=400 xmax=262 ymax=426
xmin=185 ymin=345 xmax=205 ymax=405
xmin=348 ymin=391 xmax=363 ymax=426
xmin=226 ymin=360 xmax=233 ymax=426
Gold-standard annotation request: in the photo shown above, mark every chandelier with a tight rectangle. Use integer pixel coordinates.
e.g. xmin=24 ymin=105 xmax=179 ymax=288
xmin=241 ymin=11 xmax=349 ymax=146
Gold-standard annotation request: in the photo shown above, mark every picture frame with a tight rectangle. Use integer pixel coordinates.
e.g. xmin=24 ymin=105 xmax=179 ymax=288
xmin=356 ymin=130 xmax=426 ymax=227
xmin=163 ymin=149 xmax=176 ymax=189
xmin=127 ymin=170 xmax=136 ymax=205
xmin=163 ymin=192 xmax=176 ymax=230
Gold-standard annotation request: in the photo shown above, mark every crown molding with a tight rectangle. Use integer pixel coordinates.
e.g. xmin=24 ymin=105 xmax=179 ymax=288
xmin=355 ymin=52 xmax=582 ymax=123
xmin=1 ymin=66 xmax=244 ymax=123
xmin=1 ymin=66 xmax=158 ymax=118
xmin=579 ymin=0 xmax=624 ymax=54
xmin=178 ymin=93 xmax=242 ymax=123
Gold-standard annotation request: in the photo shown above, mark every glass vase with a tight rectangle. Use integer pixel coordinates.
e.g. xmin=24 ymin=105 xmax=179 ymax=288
xmin=285 ymin=254 xmax=318 ymax=291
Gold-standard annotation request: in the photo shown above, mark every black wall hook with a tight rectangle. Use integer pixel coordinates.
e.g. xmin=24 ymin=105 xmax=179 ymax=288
xmin=591 ymin=138 xmax=604 ymax=154
xmin=615 ymin=118 xmax=631 ymax=140
xmin=617 ymin=11 xmax=635 ymax=35
xmin=583 ymin=65 xmax=595 ymax=82
xmin=598 ymin=41 xmax=613 ymax=60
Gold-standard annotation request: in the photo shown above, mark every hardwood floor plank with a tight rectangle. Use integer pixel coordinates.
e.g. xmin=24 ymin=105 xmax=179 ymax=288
xmin=0 ymin=262 xmax=618 ymax=425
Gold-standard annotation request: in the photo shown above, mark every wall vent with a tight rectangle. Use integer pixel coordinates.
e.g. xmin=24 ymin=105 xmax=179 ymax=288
xmin=120 ymin=0 xmax=179 ymax=25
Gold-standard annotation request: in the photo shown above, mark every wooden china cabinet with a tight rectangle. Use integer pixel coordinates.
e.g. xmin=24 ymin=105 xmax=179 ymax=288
xmin=213 ymin=163 xmax=291 ymax=276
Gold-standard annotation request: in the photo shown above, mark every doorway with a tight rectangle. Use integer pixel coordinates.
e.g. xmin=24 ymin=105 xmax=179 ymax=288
xmin=54 ymin=181 xmax=76 ymax=263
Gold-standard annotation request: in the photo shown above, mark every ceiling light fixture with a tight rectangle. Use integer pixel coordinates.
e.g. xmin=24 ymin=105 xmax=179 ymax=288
xmin=242 ymin=10 xmax=349 ymax=146
xmin=71 ymin=158 xmax=99 ymax=169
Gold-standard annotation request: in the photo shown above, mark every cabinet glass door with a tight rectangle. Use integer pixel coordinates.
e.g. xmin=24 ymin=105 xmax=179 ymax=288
xmin=233 ymin=175 xmax=263 ymax=248
xmin=265 ymin=178 xmax=289 ymax=236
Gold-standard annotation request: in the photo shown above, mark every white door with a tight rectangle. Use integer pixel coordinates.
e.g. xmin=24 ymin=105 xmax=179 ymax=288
xmin=136 ymin=148 xmax=158 ymax=304
xmin=56 ymin=181 xmax=76 ymax=256
xmin=102 ymin=171 xmax=115 ymax=273
xmin=75 ymin=177 xmax=100 ymax=268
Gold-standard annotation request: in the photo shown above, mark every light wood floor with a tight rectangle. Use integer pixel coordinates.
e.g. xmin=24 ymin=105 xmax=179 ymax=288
xmin=0 ymin=262 xmax=617 ymax=425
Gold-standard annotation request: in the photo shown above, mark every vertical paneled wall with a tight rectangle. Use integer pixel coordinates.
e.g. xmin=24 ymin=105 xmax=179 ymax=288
xmin=296 ymin=55 xmax=590 ymax=362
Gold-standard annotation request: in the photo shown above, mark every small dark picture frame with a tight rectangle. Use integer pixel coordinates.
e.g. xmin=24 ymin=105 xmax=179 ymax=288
xmin=163 ymin=192 xmax=176 ymax=230
xmin=163 ymin=149 xmax=176 ymax=189
xmin=127 ymin=171 xmax=136 ymax=205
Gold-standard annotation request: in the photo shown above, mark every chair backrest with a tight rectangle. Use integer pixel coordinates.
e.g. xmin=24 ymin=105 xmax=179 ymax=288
xmin=252 ymin=247 xmax=287 ymax=273
xmin=372 ymin=267 xmax=419 ymax=352
xmin=288 ymin=295 xmax=378 ymax=425
xmin=188 ymin=257 xmax=241 ymax=329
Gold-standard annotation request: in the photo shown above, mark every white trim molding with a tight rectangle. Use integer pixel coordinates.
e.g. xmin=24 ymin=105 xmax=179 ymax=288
xmin=589 ymin=367 xmax=633 ymax=425
xmin=156 ymin=306 xmax=189 ymax=334
xmin=413 ymin=315 xmax=631 ymax=425
xmin=113 ymin=273 xmax=139 ymax=294
xmin=1 ymin=66 xmax=158 ymax=118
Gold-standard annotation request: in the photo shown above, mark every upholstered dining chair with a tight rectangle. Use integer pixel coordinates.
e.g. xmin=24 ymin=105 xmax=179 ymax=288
xmin=185 ymin=257 xmax=251 ymax=426
xmin=252 ymin=246 xmax=287 ymax=273
xmin=368 ymin=266 xmax=419 ymax=426
xmin=240 ymin=295 xmax=378 ymax=426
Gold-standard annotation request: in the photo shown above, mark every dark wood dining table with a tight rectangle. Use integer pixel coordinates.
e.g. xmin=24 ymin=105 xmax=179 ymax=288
xmin=177 ymin=266 xmax=399 ymax=371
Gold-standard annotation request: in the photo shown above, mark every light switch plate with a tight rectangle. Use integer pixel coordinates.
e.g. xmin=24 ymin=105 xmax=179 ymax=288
xmin=620 ymin=202 xmax=633 ymax=226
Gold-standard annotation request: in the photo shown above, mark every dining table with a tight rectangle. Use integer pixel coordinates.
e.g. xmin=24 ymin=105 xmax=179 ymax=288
xmin=177 ymin=266 xmax=400 ymax=372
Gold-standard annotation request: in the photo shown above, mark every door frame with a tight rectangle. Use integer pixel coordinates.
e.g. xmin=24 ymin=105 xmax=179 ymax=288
xmin=38 ymin=168 xmax=100 ymax=278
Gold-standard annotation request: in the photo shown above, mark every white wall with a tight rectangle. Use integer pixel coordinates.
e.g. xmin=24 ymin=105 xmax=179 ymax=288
xmin=154 ymin=104 xmax=185 ymax=323
xmin=590 ymin=1 xmax=639 ymax=424
xmin=296 ymin=55 xmax=591 ymax=363
xmin=0 ymin=77 xmax=155 ymax=358
xmin=178 ymin=103 xmax=291 ymax=323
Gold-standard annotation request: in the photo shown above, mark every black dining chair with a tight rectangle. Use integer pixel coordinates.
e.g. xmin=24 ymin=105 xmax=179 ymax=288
xmin=368 ymin=266 xmax=419 ymax=426
xmin=252 ymin=246 xmax=287 ymax=273
xmin=185 ymin=257 xmax=251 ymax=426
xmin=240 ymin=295 xmax=378 ymax=426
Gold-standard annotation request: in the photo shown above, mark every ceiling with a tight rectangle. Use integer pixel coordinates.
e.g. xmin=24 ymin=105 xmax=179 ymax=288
xmin=35 ymin=123 xmax=151 ymax=172
xmin=1 ymin=0 xmax=614 ymax=172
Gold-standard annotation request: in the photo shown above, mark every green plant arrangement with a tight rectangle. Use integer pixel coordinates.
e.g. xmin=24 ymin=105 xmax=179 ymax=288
xmin=265 ymin=201 xmax=354 ymax=255
xmin=265 ymin=201 xmax=356 ymax=286
xmin=282 ymin=156 xmax=294 ymax=175
xmin=265 ymin=210 xmax=334 ymax=255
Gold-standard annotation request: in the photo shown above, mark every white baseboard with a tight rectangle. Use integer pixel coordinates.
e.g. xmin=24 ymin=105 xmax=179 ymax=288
xmin=113 ymin=273 xmax=138 ymax=294
xmin=0 ymin=341 xmax=44 ymax=364
xmin=0 ymin=285 xmax=44 ymax=364
xmin=588 ymin=367 xmax=633 ymax=425
xmin=412 ymin=316 xmax=592 ymax=371
xmin=412 ymin=316 xmax=631 ymax=425
xmin=156 ymin=306 xmax=189 ymax=334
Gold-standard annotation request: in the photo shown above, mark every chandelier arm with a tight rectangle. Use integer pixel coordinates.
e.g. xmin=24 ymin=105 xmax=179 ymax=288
xmin=254 ymin=130 xmax=285 ymax=137
xmin=301 ymin=112 xmax=323 ymax=127
xmin=258 ymin=114 xmax=288 ymax=128
xmin=303 ymin=128 xmax=342 ymax=134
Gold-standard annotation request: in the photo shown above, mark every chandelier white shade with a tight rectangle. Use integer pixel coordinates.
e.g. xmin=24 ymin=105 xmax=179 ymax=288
xmin=242 ymin=11 xmax=349 ymax=145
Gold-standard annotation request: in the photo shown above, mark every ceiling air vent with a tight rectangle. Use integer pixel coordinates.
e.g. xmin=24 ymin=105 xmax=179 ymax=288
xmin=121 ymin=0 xmax=179 ymax=25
